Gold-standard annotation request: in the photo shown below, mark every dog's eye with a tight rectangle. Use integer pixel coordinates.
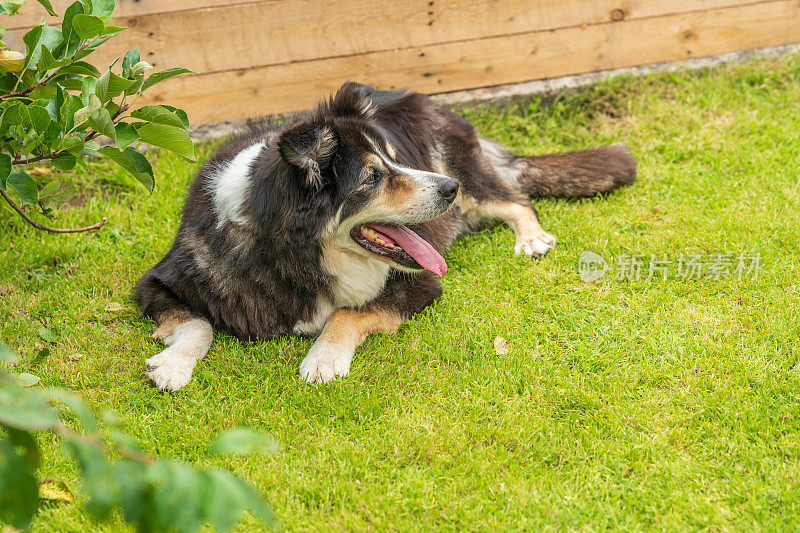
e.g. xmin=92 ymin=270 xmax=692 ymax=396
xmin=363 ymin=168 xmax=381 ymax=185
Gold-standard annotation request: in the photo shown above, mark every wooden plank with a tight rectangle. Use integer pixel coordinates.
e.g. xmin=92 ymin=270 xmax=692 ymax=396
xmin=6 ymin=0 xmax=261 ymax=29
xmin=137 ymin=0 xmax=800 ymax=124
xmin=5 ymin=0 xmax=769 ymax=76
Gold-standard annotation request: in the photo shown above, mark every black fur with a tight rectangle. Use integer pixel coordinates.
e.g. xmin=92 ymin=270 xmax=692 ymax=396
xmin=134 ymin=82 xmax=636 ymax=340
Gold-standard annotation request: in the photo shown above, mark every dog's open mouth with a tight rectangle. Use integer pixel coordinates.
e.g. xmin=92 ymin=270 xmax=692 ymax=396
xmin=350 ymin=224 xmax=447 ymax=277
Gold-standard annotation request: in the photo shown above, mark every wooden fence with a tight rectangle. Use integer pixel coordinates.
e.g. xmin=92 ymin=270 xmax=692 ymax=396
xmin=6 ymin=0 xmax=800 ymax=124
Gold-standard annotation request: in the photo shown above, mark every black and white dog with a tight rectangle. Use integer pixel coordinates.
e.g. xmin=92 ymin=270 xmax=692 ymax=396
xmin=134 ymin=82 xmax=636 ymax=390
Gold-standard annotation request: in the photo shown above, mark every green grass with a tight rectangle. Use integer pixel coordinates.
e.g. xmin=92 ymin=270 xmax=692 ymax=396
xmin=3 ymin=53 xmax=800 ymax=531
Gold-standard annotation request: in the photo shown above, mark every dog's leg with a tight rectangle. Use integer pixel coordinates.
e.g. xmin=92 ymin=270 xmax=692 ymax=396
xmin=145 ymin=314 xmax=214 ymax=391
xmin=458 ymin=193 xmax=556 ymax=259
xmin=476 ymin=200 xmax=556 ymax=259
xmin=299 ymin=307 xmax=402 ymax=384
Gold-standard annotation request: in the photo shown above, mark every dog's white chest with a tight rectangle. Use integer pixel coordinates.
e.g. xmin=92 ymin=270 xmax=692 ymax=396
xmin=293 ymin=245 xmax=390 ymax=336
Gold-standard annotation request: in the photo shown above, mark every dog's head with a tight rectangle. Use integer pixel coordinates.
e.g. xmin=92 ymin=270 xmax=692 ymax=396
xmin=262 ymin=82 xmax=458 ymax=277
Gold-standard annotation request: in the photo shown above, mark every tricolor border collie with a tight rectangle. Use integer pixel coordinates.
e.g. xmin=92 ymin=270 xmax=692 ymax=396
xmin=134 ymin=82 xmax=636 ymax=390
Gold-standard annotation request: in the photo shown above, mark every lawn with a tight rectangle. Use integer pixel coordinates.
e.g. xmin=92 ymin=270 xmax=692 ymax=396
xmin=2 ymin=53 xmax=800 ymax=531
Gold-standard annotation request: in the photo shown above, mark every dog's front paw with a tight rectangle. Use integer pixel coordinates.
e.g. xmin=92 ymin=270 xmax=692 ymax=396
xmin=515 ymin=232 xmax=556 ymax=259
xmin=145 ymin=349 xmax=196 ymax=391
xmin=299 ymin=341 xmax=354 ymax=384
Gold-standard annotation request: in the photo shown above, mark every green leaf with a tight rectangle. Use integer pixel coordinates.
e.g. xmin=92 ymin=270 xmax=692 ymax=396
xmin=57 ymin=60 xmax=100 ymax=78
xmin=61 ymin=135 xmax=83 ymax=152
xmin=74 ymin=94 xmax=101 ymax=126
xmin=136 ymin=122 xmax=194 ymax=160
xmin=199 ymin=468 xmax=276 ymax=531
xmin=17 ymin=373 xmax=41 ymax=387
xmin=7 ymin=171 xmax=38 ymax=205
xmin=81 ymin=75 xmax=97 ymax=102
xmin=209 ymin=428 xmax=278 ymax=456
xmin=39 ymin=180 xmax=60 ymax=202
xmin=88 ymin=107 xmax=115 ymax=139
xmin=0 ymin=380 xmax=60 ymax=430
xmin=23 ymin=23 xmax=63 ymax=70
xmin=44 ymin=388 xmax=99 ymax=432
xmin=0 ymin=153 xmax=11 ymax=189
xmin=28 ymin=105 xmax=52 ymax=133
xmin=31 ymin=347 xmax=50 ymax=365
xmin=160 ymin=105 xmax=190 ymax=130
xmin=37 ymin=326 xmax=58 ymax=343
xmin=95 ymin=68 xmax=133 ymax=101
xmin=56 ymin=76 xmax=83 ymax=91
xmin=63 ymin=437 xmax=117 ymax=520
xmin=37 ymin=44 xmax=70 ymax=74
xmin=121 ymin=48 xmax=140 ymax=79
xmin=59 ymin=94 xmax=82 ymax=132
xmin=147 ymin=461 xmax=202 ymax=533
xmin=0 ymin=440 xmax=39 ymax=530
xmin=131 ymin=105 xmax=188 ymax=130
xmin=97 ymin=146 xmax=154 ymax=191
xmin=0 ymin=0 xmax=25 ymax=16
xmin=34 ymin=0 xmax=58 ymax=16
xmin=45 ymin=85 xmax=65 ymax=120
xmin=0 ymin=342 xmax=17 ymax=362
xmin=142 ymin=67 xmax=192 ymax=91
xmin=39 ymin=178 xmax=75 ymax=209
xmin=29 ymin=84 xmax=57 ymax=100
xmin=61 ymin=2 xmax=86 ymax=52
xmin=99 ymin=24 xmax=125 ymax=36
xmin=5 ymin=426 xmax=40 ymax=469
xmin=71 ymin=14 xmax=105 ymax=40
xmin=115 ymin=122 xmax=139 ymax=149
xmin=53 ymin=152 xmax=77 ymax=170
xmin=77 ymin=33 xmax=112 ymax=56
xmin=89 ymin=0 xmax=115 ymax=20
xmin=123 ymin=75 xmax=144 ymax=96
xmin=113 ymin=460 xmax=146 ymax=524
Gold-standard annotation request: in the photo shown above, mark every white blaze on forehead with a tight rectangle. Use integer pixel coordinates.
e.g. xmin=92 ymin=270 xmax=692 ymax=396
xmin=363 ymin=132 xmax=449 ymax=186
xmin=208 ymin=141 xmax=265 ymax=228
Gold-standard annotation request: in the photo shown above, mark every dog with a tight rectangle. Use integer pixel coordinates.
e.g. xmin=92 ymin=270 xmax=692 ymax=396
xmin=134 ymin=82 xmax=636 ymax=390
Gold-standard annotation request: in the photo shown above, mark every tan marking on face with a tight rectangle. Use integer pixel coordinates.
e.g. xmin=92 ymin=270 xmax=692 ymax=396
xmin=152 ymin=310 xmax=193 ymax=340
xmin=382 ymin=172 xmax=418 ymax=210
xmin=320 ymin=307 xmax=403 ymax=347
xmin=364 ymin=153 xmax=385 ymax=171
xmin=385 ymin=142 xmax=397 ymax=160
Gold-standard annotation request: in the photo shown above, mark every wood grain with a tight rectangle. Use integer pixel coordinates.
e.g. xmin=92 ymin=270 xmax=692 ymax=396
xmin=134 ymin=0 xmax=800 ymax=123
xmin=6 ymin=0 xmax=770 ymax=75
xmin=6 ymin=0 xmax=260 ymax=28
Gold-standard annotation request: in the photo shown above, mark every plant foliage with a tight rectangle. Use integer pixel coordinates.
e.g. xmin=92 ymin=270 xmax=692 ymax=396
xmin=0 ymin=2 xmax=276 ymax=530
xmin=0 ymin=0 xmax=194 ymax=233
xmin=0 ymin=343 xmax=276 ymax=531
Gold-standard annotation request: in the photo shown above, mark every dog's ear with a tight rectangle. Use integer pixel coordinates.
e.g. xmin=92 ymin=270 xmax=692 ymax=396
xmin=278 ymin=122 xmax=337 ymax=189
xmin=330 ymin=82 xmax=376 ymax=118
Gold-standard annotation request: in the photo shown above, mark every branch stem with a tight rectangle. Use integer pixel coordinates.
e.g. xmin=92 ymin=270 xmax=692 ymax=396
xmin=0 ymin=190 xmax=107 ymax=233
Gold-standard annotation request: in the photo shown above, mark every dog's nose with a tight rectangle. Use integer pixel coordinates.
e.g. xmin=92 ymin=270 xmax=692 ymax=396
xmin=438 ymin=178 xmax=459 ymax=202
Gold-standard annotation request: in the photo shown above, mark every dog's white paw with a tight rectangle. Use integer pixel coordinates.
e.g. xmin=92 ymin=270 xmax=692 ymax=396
xmin=515 ymin=232 xmax=556 ymax=259
xmin=299 ymin=341 xmax=354 ymax=385
xmin=145 ymin=349 xmax=196 ymax=391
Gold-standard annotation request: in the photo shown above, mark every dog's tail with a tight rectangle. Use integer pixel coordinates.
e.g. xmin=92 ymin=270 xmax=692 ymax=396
xmin=482 ymin=139 xmax=637 ymax=199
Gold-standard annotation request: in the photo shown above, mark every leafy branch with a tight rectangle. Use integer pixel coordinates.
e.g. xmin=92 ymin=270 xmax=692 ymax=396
xmin=0 ymin=188 xmax=106 ymax=232
xmin=0 ymin=0 xmax=194 ymax=234
xmin=0 ymin=343 xmax=278 ymax=531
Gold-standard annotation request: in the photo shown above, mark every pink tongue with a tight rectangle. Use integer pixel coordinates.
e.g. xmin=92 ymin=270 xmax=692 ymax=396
xmin=370 ymin=224 xmax=447 ymax=277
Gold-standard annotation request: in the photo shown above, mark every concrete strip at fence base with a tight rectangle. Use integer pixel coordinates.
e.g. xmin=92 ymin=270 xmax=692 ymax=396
xmin=189 ymin=43 xmax=800 ymax=143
